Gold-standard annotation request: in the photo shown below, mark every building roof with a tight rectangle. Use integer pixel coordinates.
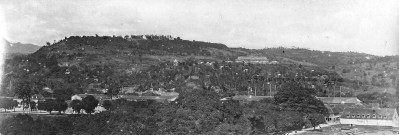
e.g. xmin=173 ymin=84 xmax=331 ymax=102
xmin=232 ymin=95 xmax=273 ymax=102
xmin=76 ymin=94 xmax=111 ymax=101
xmin=341 ymin=107 xmax=397 ymax=120
xmin=236 ymin=56 xmax=268 ymax=61
xmin=118 ymin=95 xmax=178 ymax=102
xmin=331 ymin=105 xmax=346 ymax=114
xmin=317 ymin=97 xmax=362 ymax=105
xmin=324 ymin=105 xmax=335 ymax=114
xmin=324 ymin=104 xmax=353 ymax=115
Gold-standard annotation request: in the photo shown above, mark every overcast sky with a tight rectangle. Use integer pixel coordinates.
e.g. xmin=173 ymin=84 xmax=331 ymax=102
xmin=0 ymin=0 xmax=398 ymax=56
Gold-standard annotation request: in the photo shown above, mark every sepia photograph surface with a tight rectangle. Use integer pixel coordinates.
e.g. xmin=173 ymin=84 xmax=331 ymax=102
xmin=0 ymin=0 xmax=398 ymax=134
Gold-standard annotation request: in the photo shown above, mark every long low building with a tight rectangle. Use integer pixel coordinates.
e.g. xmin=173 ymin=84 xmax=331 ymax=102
xmin=236 ymin=56 xmax=269 ymax=64
xmin=118 ymin=95 xmax=178 ymax=102
xmin=316 ymin=97 xmax=363 ymax=106
xmin=340 ymin=107 xmax=399 ymax=127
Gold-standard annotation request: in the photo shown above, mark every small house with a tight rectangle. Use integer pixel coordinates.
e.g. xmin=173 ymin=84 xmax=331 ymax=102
xmin=31 ymin=94 xmax=45 ymax=103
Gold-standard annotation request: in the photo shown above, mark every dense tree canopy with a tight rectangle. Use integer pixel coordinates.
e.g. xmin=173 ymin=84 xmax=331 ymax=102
xmin=82 ymin=95 xmax=99 ymax=114
xmin=0 ymin=98 xmax=17 ymax=112
xmin=274 ymin=82 xmax=328 ymax=115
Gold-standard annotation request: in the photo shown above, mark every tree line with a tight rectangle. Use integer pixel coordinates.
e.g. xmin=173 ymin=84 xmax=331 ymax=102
xmin=0 ymin=82 xmax=328 ymax=134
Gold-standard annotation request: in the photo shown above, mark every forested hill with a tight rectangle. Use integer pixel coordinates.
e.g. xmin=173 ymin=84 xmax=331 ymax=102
xmin=2 ymin=35 xmax=398 ymax=98
xmin=32 ymin=35 xmax=234 ymax=64
xmin=258 ymin=47 xmax=396 ymax=66
xmin=29 ymin=35 xmax=397 ymax=68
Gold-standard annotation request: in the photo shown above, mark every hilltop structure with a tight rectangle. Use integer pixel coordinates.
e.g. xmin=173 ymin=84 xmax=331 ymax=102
xmin=236 ymin=56 xmax=269 ymax=64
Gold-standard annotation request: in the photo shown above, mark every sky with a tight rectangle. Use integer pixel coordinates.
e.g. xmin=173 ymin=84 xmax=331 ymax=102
xmin=0 ymin=0 xmax=398 ymax=56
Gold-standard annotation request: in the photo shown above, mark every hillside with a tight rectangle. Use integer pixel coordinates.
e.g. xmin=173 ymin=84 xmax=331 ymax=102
xmin=1 ymin=35 xmax=398 ymax=99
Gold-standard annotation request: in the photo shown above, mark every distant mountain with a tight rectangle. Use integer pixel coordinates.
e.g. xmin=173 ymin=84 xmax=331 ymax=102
xmin=4 ymin=39 xmax=41 ymax=54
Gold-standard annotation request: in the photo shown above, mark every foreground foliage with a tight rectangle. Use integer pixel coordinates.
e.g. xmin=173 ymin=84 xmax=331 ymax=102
xmin=0 ymin=83 xmax=327 ymax=135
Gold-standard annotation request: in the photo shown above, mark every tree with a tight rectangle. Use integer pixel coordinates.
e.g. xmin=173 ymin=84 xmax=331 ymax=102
xmin=53 ymin=88 xmax=73 ymax=101
xmin=37 ymin=101 xmax=46 ymax=112
xmin=157 ymin=89 xmax=223 ymax=134
xmin=105 ymin=76 xmax=121 ymax=99
xmin=82 ymin=95 xmax=99 ymax=114
xmin=53 ymin=99 xmax=68 ymax=114
xmin=274 ymin=82 xmax=328 ymax=115
xmin=0 ymin=98 xmax=15 ymax=112
xmin=70 ymin=100 xmax=83 ymax=113
xmin=12 ymin=100 xmax=18 ymax=111
xmin=39 ymin=100 xmax=56 ymax=114
xmin=102 ymin=100 xmax=112 ymax=111
xmin=29 ymin=101 xmax=36 ymax=111
xmin=307 ymin=113 xmax=326 ymax=130
xmin=14 ymin=80 xmax=32 ymax=111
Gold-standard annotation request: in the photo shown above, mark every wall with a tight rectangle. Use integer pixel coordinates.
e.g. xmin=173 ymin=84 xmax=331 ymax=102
xmin=340 ymin=118 xmax=393 ymax=127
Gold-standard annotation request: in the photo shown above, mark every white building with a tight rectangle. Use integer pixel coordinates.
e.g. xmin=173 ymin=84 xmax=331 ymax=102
xmin=340 ymin=108 xmax=399 ymax=127
xmin=236 ymin=56 xmax=269 ymax=64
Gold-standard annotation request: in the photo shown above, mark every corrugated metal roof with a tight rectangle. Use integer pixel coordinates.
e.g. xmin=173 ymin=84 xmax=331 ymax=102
xmin=317 ymin=97 xmax=362 ymax=104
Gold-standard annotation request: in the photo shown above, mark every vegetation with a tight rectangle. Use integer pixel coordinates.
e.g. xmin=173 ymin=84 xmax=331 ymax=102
xmin=82 ymin=95 xmax=99 ymax=114
xmin=0 ymin=35 xmax=397 ymax=134
xmin=70 ymin=100 xmax=83 ymax=113
xmin=37 ymin=99 xmax=68 ymax=114
xmin=0 ymin=98 xmax=17 ymax=112
xmin=0 ymin=82 xmax=327 ymax=134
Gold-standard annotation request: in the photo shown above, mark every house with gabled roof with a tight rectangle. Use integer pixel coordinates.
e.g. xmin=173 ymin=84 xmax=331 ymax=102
xmin=340 ymin=107 xmax=399 ymax=127
xmin=31 ymin=94 xmax=45 ymax=103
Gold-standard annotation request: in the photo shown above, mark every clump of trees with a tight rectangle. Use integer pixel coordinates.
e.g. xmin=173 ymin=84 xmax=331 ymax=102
xmin=37 ymin=99 xmax=68 ymax=114
xmin=246 ymin=82 xmax=328 ymax=134
xmin=70 ymin=95 xmax=99 ymax=114
xmin=82 ymin=95 xmax=99 ymax=114
xmin=0 ymin=98 xmax=18 ymax=112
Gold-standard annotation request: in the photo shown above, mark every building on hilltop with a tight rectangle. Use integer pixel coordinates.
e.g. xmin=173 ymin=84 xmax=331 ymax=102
xmin=236 ymin=56 xmax=269 ymax=64
xmin=340 ymin=107 xmax=399 ymax=127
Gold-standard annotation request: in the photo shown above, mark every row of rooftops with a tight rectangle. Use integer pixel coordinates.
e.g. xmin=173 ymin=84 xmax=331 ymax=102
xmin=342 ymin=107 xmax=397 ymax=120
